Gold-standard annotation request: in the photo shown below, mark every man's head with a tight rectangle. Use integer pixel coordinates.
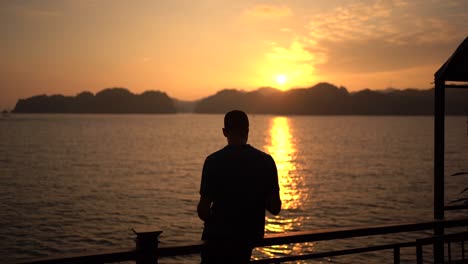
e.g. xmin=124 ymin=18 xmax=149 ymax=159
xmin=223 ymin=110 xmax=249 ymax=145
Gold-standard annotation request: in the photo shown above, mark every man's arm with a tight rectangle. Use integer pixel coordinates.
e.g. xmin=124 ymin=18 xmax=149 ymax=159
xmin=265 ymin=155 xmax=281 ymax=215
xmin=197 ymin=196 xmax=212 ymax=222
xmin=265 ymin=190 xmax=281 ymax=215
xmin=198 ymin=157 xmax=213 ymax=222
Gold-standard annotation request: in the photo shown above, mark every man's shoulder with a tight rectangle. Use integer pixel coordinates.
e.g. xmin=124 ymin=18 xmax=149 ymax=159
xmin=245 ymin=145 xmax=272 ymax=158
xmin=244 ymin=145 xmax=276 ymax=167
xmin=205 ymin=145 xmax=273 ymax=161
xmin=205 ymin=146 xmax=229 ymax=161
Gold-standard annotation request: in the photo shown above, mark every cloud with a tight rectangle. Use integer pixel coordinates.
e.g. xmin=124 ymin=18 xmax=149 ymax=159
xmin=267 ymin=41 xmax=325 ymax=64
xmin=7 ymin=4 xmax=63 ymax=20
xmin=21 ymin=9 xmax=62 ymax=19
xmin=267 ymin=0 xmax=467 ymax=80
xmin=262 ymin=40 xmax=327 ymax=86
xmin=244 ymin=4 xmax=292 ymax=18
xmin=308 ymin=0 xmax=466 ymax=45
xmin=141 ymin=57 xmax=152 ymax=63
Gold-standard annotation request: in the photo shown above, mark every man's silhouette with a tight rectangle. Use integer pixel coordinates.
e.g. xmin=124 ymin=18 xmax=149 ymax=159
xmin=197 ymin=110 xmax=281 ymax=263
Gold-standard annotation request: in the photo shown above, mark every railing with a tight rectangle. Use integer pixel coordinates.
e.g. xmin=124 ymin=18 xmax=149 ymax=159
xmin=19 ymin=218 xmax=468 ymax=264
xmin=416 ymin=231 xmax=468 ymax=264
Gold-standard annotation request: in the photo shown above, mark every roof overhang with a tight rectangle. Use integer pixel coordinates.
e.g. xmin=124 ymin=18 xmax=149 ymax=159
xmin=435 ymin=37 xmax=468 ymax=82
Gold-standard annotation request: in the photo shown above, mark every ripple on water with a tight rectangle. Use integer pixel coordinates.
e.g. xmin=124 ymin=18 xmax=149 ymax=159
xmin=1 ymin=115 xmax=466 ymax=264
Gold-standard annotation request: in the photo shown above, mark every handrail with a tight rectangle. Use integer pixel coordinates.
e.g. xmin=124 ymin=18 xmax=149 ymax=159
xmin=19 ymin=217 xmax=468 ymax=264
xmin=251 ymin=241 xmax=417 ymax=264
xmin=416 ymin=231 xmax=468 ymax=264
xmin=257 ymin=217 xmax=468 ymax=247
xmin=158 ymin=241 xmax=204 ymax=257
xmin=445 ymin=204 xmax=468 ymax=211
xmin=445 ymin=84 xmax=468 ymax=89
xmin=19 ymin=247 xmax=136 ymax=264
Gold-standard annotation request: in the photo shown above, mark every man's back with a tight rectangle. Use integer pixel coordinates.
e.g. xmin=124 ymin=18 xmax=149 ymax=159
xmin=197 ymin=110 xmax=281 ymax=263
xmin=200 ymin=144 xmax=278 ymax=241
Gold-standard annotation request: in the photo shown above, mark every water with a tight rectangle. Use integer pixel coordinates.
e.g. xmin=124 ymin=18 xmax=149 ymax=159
xmin=0 ymin=114 xmax=467 ymax=263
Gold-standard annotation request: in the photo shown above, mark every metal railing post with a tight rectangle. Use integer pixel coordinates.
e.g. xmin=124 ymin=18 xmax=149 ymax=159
xmin=393 ymin=246 xmax=400 ymax=264
xmin=462 ymin=239 xmax=465 ymax=260
xmin=416 ymin=244 xmax=423 ymax=264
xmin=134 ymin=229 xmax=162 ymax=264
xmin=434 ymin=77 xmax=445 ymax=264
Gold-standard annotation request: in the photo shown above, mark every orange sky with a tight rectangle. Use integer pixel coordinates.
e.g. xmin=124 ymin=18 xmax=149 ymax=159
xmin=1 ymin=0 xmax=467 ymax=109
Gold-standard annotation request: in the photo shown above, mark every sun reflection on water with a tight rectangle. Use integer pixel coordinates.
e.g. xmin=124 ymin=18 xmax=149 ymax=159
xmin=255 ymin=117 xmax=314 ymax=260
xmin=266 ymin=117 xmax=301 ymax=212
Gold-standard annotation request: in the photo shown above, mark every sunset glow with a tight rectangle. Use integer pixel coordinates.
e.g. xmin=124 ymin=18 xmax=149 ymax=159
xmin=276 ymin=74 xmax=287 ymax=86
xmin=1 ymin=0 xmax=467 ymax=109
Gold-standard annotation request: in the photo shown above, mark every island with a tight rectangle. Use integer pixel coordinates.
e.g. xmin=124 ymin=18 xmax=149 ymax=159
xmin=194 ymin=83 xmax=468 ymax=115
xmin=11 ymin=83 xmax=468 ymax=115
xmin=13 ymin=88 xmax=176 ymax=114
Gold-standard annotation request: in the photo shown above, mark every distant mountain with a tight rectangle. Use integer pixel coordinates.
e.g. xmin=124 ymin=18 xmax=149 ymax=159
xmin=376 ymin=87 xmax=399 ymax=94
xmin=194 ymin=83 xmax=468 ymax=115
xmin=12 ymin=83 xmax=468 ymax=115
xmin=13 ymin=88 xmax=176 ymax=114
xmin=255 ymin=87 xmax=282 ymax=96
xmin=172 ymin=98 xmax=198 ymax=113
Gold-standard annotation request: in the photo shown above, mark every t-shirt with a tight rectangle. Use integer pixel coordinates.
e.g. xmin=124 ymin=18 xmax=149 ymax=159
xmin=200 ymin=144 xmax=279 ymax=242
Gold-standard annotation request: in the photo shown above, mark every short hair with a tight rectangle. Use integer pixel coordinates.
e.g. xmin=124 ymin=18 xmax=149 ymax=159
xmin=224 ymin=110 xmax=249 ymax=132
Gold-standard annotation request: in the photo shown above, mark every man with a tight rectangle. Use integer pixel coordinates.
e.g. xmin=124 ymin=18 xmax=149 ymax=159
xmin=197 ymin=110 xmax=281 ymax=263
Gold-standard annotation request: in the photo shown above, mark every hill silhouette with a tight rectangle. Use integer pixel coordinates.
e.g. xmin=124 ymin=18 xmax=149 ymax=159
xmin=194 ymin=83 xmax=468 ymax=115
xmin=13 ymin=88 xmax=176 ymax=114
xmin=171 ymin=98 xmax=198 ymax=113
xmin=12 ymin=83 xmax=468 ymax=115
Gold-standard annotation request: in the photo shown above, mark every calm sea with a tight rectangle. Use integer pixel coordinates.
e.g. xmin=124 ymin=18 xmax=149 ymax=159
xmin=0 ymin=114 xmax=467 ymax=263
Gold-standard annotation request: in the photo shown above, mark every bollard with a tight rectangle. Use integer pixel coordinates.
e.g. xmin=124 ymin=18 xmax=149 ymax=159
xmin=133 ymin=229 xmax=163 ymax=264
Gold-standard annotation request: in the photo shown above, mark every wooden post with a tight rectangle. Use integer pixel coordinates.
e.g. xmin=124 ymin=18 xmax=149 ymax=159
xmin=134 ymin=229 xmax=162 ymax=264
xmin=434 ymin=78 xmax=445 ymax=263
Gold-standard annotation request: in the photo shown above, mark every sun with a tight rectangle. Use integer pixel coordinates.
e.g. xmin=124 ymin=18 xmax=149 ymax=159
xmin=276 ymin=74 xmax=287 ymax=86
